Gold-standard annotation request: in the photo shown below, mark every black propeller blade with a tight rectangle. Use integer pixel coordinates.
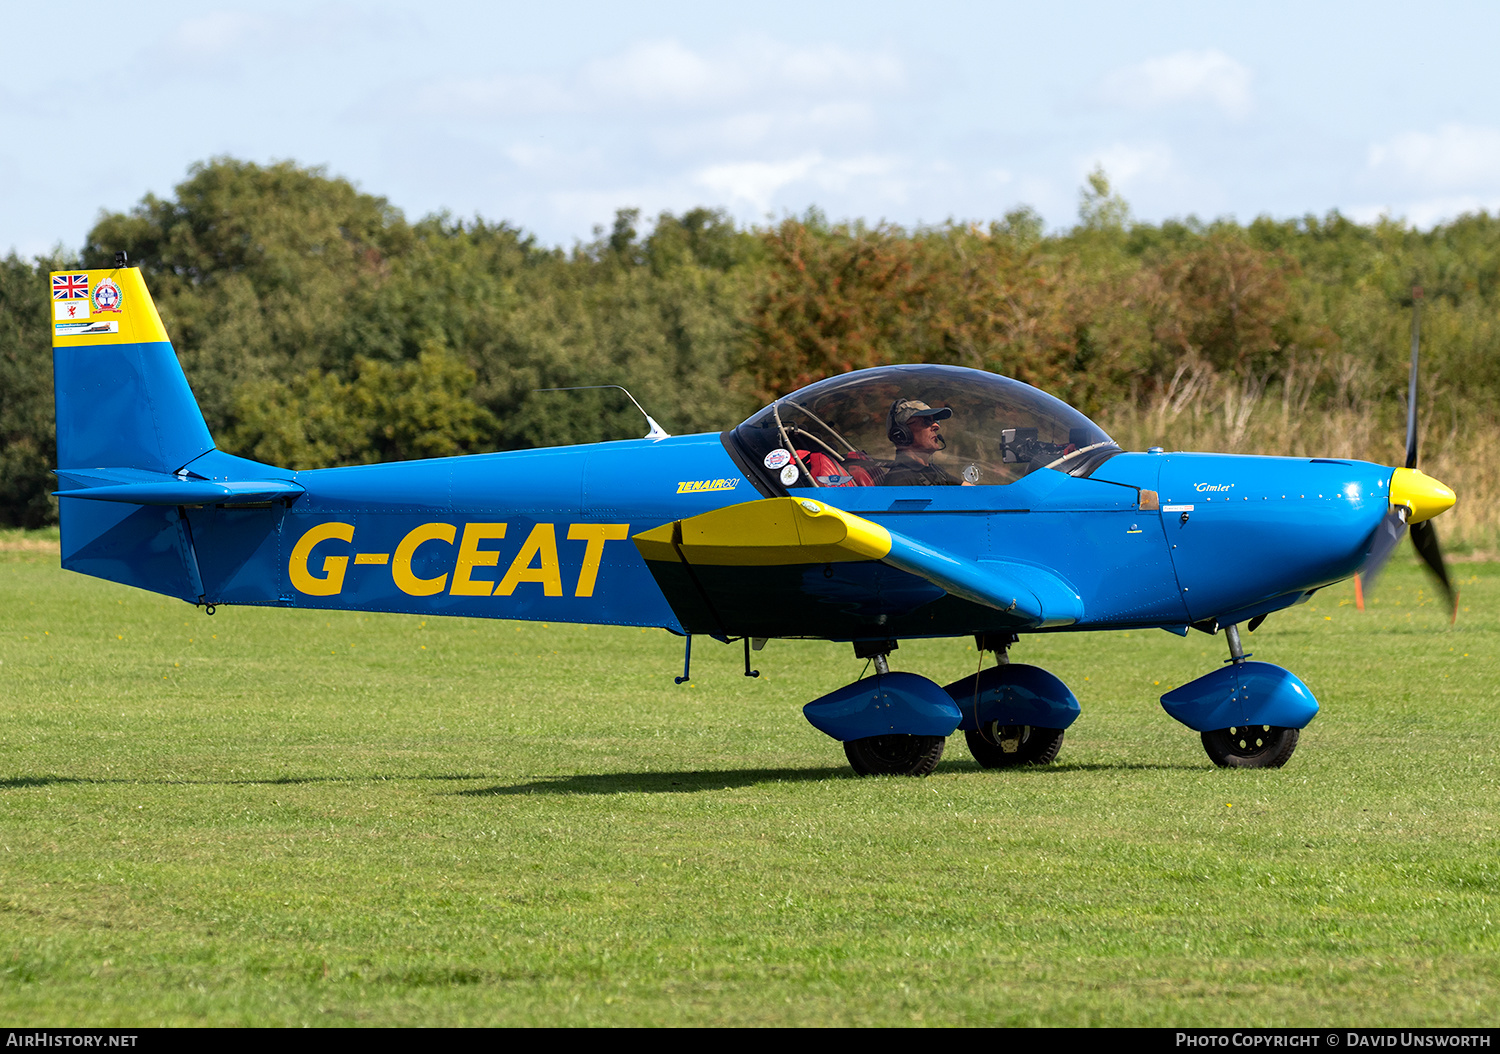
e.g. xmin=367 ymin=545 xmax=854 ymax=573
xmin=1360 ymin=509 xmax=1407 ymax=595
xmin=1364 ymin=284 xmax=1458 ymax=620
xmin=1410 ymin=518 xmax=1455 ymax=615
xmin=1406 ymin=290 xmax=1421 ymax=470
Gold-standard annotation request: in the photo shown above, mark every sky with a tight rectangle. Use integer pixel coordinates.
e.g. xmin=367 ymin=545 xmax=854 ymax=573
xmin=4 ymin=0 xmax=1500 ymax=256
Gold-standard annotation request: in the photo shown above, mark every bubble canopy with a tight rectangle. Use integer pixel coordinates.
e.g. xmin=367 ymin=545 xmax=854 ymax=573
xmin=730 ymin=364 xmax=1120 ymax=489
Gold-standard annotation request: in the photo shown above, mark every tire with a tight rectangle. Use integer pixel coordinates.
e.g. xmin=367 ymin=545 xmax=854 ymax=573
xmin=964 ymin=724 xmax=1066 ymax=769
xmin=1200 ymin=725 xmax=1299 ymax=769
xmin=844 ymin=734 xmax=946 ymax=776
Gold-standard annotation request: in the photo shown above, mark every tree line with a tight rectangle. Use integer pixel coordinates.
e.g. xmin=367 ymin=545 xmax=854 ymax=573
xmin=3 ymin=160 xmax=1497 ymax=543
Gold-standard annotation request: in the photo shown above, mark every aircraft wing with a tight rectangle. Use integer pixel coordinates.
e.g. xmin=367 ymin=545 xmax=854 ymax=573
xmin=633 ymin=496 xmax=1082 ymax=639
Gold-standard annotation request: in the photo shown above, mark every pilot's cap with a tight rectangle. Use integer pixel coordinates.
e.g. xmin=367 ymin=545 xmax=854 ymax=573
xmin=890 ymin=399 xmax=953 ymax=427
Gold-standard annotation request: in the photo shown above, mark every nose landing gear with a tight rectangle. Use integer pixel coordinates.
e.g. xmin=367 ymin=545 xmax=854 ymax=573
xmin=1161 ymin=622 xmax=1316 ymax=769
xmin=1201 ymin=724 xmax=1300 ymax=769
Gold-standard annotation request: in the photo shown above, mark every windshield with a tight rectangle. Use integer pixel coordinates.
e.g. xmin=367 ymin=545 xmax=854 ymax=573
xmin=731 ymin=364 xmax=1119 ymax=490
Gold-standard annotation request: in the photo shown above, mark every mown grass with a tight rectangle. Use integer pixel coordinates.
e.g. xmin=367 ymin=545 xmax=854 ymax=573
xmin=0 ymin=538 xmax=1496 ymax=1026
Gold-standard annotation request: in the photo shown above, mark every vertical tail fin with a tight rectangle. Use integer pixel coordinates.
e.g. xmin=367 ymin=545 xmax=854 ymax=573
xmin=51 ymin=266 xmax=214 ymax=473
xmin=50 ymin=266 xmax=295 ymax=605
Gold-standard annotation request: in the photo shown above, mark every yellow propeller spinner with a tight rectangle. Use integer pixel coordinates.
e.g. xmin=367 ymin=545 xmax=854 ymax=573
xmin=1390 ymin=466 xmax=1456 ymax=524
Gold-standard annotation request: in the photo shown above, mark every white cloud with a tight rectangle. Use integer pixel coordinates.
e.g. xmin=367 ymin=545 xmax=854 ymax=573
xmin=582 ymin=36 xmax=902 ymax=107
xmin=413 ymin=74 xmax=571 ymax=117
xmin=583 ymin=40 xmax=723 ymax=106
xmin=1368 ymin=124 xmax=1500 ymax=190
xmin=695 ymin=156 xmax=821 ymax=212
xmin=693 ymin=153 xmax=900 ymax=213
xmin=766 ymin=41 xmax=904 ymax=95
xmin=1101 ymin=50 xmax=1252 ymax=117
xmin=169 ymin=12 xmax=265 ymax=58
xmin=504 ymin=142 xmax=560 ymax=171
xmin=154 ymin=7 xmax=392 ymax=75
xmin=1348 ymin=195 xmax=1500 ymax=229
xmin=810 ymin=155 xmax=899 ymax=194
xmin=1086 ymin=143 xmax=1176 ymax=187
xmin=409 ymin=36 xmax=904 ymax=118
xmin=648 ymin=101 xmax=877 ymax=156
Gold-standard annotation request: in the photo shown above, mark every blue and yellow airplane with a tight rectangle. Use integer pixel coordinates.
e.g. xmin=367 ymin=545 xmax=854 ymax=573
xmin=50 ymin=264 xmax=1458 ymax=776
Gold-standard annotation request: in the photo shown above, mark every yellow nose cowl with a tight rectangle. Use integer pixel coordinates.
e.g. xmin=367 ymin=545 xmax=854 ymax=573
xmin=1390 ymin=467 xmax=1456 ymax=523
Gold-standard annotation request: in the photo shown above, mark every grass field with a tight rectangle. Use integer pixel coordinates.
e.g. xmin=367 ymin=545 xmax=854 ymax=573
xmin=1 ymin=532 xmax=1496 ymax=1026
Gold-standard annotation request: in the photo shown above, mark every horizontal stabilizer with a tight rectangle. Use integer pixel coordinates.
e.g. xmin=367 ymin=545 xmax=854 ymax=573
xmin=55 ymin=466 xmax=302 ymax=505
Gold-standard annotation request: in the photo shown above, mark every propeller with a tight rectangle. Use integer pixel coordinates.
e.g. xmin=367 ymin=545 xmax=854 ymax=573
xmin=1360 ymin=286 xmax=1458 ymax=620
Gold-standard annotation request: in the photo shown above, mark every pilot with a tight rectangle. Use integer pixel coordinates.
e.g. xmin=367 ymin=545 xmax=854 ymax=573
xmin=883 ymin=399 xmax=960 ymax=486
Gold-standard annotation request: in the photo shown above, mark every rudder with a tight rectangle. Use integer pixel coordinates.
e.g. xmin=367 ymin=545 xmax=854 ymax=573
xmin=50 ymin=266 xmax=290 ymax=605
xmin=51 ymin=266 xmax=214 ymax=473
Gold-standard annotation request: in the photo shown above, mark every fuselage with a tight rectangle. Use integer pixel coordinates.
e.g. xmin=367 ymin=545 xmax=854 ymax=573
xmin=45 ymin=267 xmax=1458 ymax=775
xmin=61 ymin=433 xmax=1396 ymax=641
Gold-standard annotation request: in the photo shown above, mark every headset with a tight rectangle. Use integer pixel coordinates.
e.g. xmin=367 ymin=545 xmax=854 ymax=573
xmin=888 ymin=400 xmax=948 ymax=450
xmin=887 ymin=400 xmax=915 ymax=447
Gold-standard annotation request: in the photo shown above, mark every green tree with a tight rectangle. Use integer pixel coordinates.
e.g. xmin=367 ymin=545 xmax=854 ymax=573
xmin=0 ymin=253 xmax=59 ymax=527
xmin=85 ymin=158 xmax=416 ymax=443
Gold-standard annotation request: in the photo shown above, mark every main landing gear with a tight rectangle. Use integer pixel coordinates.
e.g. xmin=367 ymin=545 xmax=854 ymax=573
xmin=844 ymin=732 xmax=947 ymax=777
xmin=798 ymin=622 xmax=1320 ymax=777
xmin=838 ymin=647 xmax=951 ymax=777
xmin=957 ymin=633 xmax=1069 ymax=770
xmin=965 ymin=724 xmax=1066 ymax=769
xmin=804 ymin=635 xmax=1080 ymax=777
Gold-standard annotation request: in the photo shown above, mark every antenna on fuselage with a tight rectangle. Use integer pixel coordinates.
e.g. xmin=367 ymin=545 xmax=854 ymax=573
xmin=533 ymin=385 xmax=671 ymax=441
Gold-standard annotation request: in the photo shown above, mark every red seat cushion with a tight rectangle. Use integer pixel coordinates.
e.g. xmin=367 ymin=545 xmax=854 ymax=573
xmin=797 ymin=451 xmax=872 ymax=487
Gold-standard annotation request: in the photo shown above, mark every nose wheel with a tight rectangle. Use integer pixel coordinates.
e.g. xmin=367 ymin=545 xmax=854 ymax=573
xmin=1193 ymin=624 xmax=1302 ymax=769
xmin=1200 ymin=725 xmax=1299 ymax=768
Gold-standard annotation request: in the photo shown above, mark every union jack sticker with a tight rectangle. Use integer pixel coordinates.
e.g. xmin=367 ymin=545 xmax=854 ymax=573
xmin=52 ymin=273 xmax=88 ymax=300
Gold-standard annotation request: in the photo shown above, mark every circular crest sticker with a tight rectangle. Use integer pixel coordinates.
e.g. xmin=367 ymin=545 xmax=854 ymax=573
xmin=763 ymin=448 xmax=792 ymax=471
xmin=779 ymin=463 xmax=800 ymax=486
xmin=91 ymin=278 xmax=123 ymax=314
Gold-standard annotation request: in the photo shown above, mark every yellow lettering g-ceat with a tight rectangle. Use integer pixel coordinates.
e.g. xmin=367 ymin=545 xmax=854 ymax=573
xmin=496 ymin=523 xmax=563 ymax=596
xmin=568 ymin=523 xmax=630 ymax=596
xmin=288 ymin=522 xmax=355 ymax=596
xmin=393 ymin=523 xmax=457 ymax=596
xmin=450 ymin=523 xmax=507 ymax=596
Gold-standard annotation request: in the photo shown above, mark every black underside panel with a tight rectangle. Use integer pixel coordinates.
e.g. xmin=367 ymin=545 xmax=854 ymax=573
xmin=641 ymin=558 xmax=1032 ymax=640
